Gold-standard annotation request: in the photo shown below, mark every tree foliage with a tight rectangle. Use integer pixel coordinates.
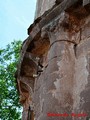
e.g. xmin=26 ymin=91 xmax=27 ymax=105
xmin=0 ymin=40 xmax=22 ymax=120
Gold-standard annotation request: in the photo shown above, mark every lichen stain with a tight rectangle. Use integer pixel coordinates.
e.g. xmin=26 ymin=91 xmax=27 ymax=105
xmin=53 ymin=78 xmax=61 ymax=101
xmin=39 ymin=95 xmax=44 ymax=113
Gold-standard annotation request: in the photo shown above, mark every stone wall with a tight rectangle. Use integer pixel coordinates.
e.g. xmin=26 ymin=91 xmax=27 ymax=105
xmin=16 ymin=0 xmax=90 ymax=120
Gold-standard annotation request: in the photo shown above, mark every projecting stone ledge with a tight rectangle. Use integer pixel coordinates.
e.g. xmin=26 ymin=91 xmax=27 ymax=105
xmin=16 ymin=0 xmax=90 ymax=120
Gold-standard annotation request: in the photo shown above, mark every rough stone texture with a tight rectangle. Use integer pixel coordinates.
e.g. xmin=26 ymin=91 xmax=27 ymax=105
xmin=16 ymin=0 xmax=90 ymax=120
xmin=35 ymin=0 xmax=56 ymax=19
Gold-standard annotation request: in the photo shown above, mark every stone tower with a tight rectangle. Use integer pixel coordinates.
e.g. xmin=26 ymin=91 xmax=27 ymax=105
xmin=16 ymin=0 xmax=90 ymax=120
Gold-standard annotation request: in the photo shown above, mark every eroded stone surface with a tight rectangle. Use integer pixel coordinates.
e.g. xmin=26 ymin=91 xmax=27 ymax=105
xmin=35 ymin=0 xmax=56 ymax=19
xmin=16 ymin=0 xmax=90 ymax=120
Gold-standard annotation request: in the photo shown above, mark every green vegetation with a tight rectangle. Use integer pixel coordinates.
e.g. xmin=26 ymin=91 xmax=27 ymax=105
xmin=0 ymin=40 xmax=22 ymax=120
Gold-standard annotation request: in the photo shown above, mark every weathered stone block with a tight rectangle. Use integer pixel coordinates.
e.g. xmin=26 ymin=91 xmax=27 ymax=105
xmin=83 ymin=0 xmax=90 ymax=6
xmin=47 ymin=41 xmax=75 ymax=61
xmin=76 ymin=37 xmax=90 ymax=57
xmin=35 ymin=0 xmax=56 ymax=19
xmin=16 ymin=0 xmax=90 ymax=119
xmin=81 ymin=20 xmax=90 ymax=41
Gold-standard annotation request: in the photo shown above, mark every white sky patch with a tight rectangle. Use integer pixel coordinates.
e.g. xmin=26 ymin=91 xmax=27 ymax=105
xmin=14 ymin=16 xmax=29 ymax=28
xmin=0 ymin=0 xmax=37 ymax=48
